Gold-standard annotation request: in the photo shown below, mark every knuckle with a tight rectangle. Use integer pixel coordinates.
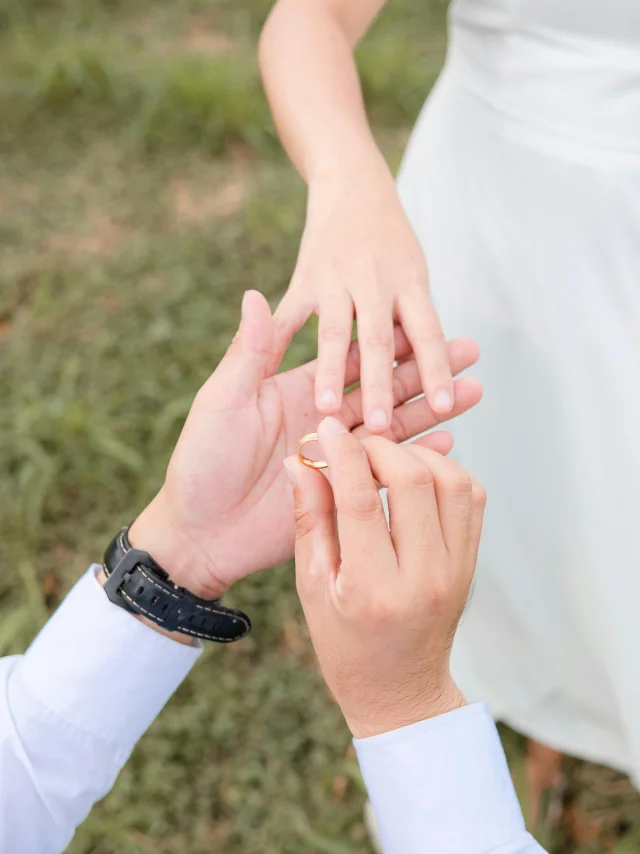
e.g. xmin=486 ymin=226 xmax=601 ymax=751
xmin=409 ymin=462 xmax=435 ymax=487
xmin=471 ymin=479 xmax=487 ymax=508
xmin=340 ymin=443 xmax=368 ymax=467
xmin=333 ymin=570 xmax=358 ymax=607
xmin=293 ymin=505 xmax=315 ymax=541
xmin=403 ymin=260 xmax=429 ymax=287
xmin=341 ymin=484 xmax=383 ymax=520
xmin=320 ymin=324 xmax=349 ymax=344
xmin=364 ymin=592 xmax=396 ymax=624
xmin=410 ymin=320 xmax=445 ymax=348
xmin=443 ymin=470 xmax=473 ymax=496
xmin=415 ymin=329 xmax=445 ymax=349
xmin=364 ymin=329 xmax=393 ymax=354
xmin=426 ymin=578 xmax=451 ymax=617
xmin=392 ymin=465 xmax=434 ymax=490
xmin=348 ymin=255 xmax=376 ymax=281
xmin=295 ymin=561 xmax=325 ymax=599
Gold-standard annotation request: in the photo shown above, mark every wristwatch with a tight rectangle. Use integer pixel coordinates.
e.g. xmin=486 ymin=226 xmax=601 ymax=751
xmin=102 ymin=525 xmax=251 ymax=643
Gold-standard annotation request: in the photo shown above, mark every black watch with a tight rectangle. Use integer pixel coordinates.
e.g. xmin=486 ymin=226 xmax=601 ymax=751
xmin=102 ymin=526 xmax=251 ymax=643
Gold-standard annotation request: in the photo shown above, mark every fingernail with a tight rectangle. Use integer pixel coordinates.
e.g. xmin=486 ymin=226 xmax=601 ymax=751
xmin=433 ymin=389 xmax=453 ymax=413
xmin=368 ymin=408 xmax=389 ymax=430
xmin=241 ymin=290 xmax=250 ymax=321
xmin=319 ymin=388 xmax=339 ymax=409
xmin=283 ymin=458 xmax=298 ymax=486
xmin=321 ymin=416 xmax=348 ymax=435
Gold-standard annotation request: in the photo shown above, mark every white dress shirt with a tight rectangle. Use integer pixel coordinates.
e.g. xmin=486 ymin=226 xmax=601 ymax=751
xmin=0 ymin=568 xmax=547 ymax=854
xmin=356 ymin=707 xmax=546 ymax=854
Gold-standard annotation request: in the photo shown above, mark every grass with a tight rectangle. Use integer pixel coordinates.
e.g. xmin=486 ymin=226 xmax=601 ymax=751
xmin=1 ymin=1 xmax=639 ymax=852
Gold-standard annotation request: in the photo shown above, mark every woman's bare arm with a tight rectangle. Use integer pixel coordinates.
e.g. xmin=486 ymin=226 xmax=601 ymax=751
xmin=259 ymin=0 xmax=387 ymax=182
xmin=259 ymin=0 xmax=455 ymax=433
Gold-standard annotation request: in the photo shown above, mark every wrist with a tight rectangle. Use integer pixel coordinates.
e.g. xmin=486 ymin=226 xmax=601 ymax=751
xmin=306 ymin=140 xmax=392 ymax=191
xmin=345 ymin=680 xmax=466 ymax=739
xmin=129 ymin=492 xmax=228 ymax=601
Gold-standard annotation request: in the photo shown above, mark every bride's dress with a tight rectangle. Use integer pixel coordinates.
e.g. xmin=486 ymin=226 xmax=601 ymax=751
xmin=398 ymin=0 xmax=640 ymax=780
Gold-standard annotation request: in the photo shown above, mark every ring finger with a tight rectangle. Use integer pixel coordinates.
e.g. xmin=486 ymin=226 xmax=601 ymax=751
xmin=355 ymin=294 xmax=396 ymax=434
xmin=315 ymin=289 xmax=355 ymax=414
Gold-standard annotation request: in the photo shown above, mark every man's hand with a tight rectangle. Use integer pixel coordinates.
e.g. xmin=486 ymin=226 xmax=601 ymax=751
xmin=290 ymin=418 xmax=486 ymax=738
xmin=130 ymin=290 xmax=482 ymax=600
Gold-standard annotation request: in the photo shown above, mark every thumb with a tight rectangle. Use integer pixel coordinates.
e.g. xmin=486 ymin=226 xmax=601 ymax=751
xmin=284 ymin=456 xmax=339 ymax=597
xmin=209 ymin=290 xmax=275 ymax=406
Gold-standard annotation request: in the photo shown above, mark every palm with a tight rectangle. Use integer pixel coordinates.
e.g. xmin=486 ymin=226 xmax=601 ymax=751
xmin=165 ymin=363 xmax=324 ymax=586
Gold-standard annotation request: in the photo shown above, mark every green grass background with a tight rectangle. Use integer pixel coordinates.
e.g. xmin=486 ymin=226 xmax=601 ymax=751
xmin=1 ymin=1 xmax=639 ymax=851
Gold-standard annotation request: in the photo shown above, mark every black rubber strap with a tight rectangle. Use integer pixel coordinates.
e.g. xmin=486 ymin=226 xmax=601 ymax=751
xmin=103 ymin=527 xmax=251 ymax=643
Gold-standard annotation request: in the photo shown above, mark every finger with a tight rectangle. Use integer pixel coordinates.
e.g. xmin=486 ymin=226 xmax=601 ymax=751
xmin=387 ymin=377 xmax=483 ymax=443
xmin=270 ymin=288 xmax=313 ymax=373
xmin=342 ymin=325 xmax=413 ymax=388
xmin=365 ymin=433 xmax=453 ymax=488
xmin=446 ymin=337 xmax=481 ymax=374
xmin=398 ymin=289 xmax=454 ymax=414
xmin=356 ymin=299 xmax=396 ymax=434
xmin=467 ymin=477 xmax=487 ymax=563
xmin=207 ymin=290 xmax=274 ymax=406
xmin=317 ymin=417 xmax=396 ymax=583
xmin=351 ymin=376 xmax=483 ymax=443
xmin=366 ymin=431 xmax=453 ymax=474
xmin=315 ymin=291 xmax=354 ymax=414
xmin=285 ymin=456 xmax=340 ymax=598
xmin=359 ymin=436 xmax=443 ymax=572
xmin=402 ymin=444 xmax=474 ymax=554
xmin=416 ymin=430 xmax=454 ymax=456
xmin=341 ymin=337 xmax=480 ymax=430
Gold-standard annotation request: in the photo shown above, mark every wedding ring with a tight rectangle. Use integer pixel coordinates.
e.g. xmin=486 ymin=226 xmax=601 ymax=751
xmin=297 ymin=433 xmax=328 ymax=470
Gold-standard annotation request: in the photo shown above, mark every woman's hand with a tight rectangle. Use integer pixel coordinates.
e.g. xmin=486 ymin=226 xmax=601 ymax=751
xmin=290 ymin=419 xmax=486 ymax=738
xmin=273 ymin=153 xmax=452 ymax=434
xmin=130 ymin=290 xmax=481 ymax=601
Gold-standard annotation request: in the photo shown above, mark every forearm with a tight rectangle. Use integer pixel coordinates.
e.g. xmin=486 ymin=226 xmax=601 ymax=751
xmin=259 ymin=0 xmax=389 ymax=184
xmin=0 ymin=568 xmax=199 ymax=853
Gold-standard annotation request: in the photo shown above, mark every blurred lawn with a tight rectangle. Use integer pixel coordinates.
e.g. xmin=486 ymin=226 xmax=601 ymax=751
xmin=1 ymin=1 xmax=640 ymax=852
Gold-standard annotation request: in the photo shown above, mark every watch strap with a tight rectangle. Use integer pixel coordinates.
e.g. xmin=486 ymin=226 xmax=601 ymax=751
xmin=103 ymin=527 xmax=251 ymax=643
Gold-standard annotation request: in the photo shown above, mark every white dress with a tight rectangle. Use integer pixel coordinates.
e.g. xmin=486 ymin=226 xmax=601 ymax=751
xmin=397 ymin=0 xmax=640 ymax=783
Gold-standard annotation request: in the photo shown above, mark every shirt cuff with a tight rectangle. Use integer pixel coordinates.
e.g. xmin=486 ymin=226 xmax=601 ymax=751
xmin=355 ymin=703 xmax=525 ymax=854
xmin=15 ymin=566 xmax=201 ymax=754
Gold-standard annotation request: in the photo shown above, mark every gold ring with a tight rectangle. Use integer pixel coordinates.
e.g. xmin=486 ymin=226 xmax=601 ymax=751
xmin=297 ymin=433 xmax=328 ymax=470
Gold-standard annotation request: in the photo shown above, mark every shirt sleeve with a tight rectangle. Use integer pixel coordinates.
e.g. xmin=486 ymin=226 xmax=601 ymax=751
xmin=0 ymin=566 xmax=201 ymax=854
xmin=354 ymin=703 xmax=548 ymax=854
